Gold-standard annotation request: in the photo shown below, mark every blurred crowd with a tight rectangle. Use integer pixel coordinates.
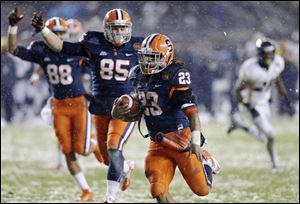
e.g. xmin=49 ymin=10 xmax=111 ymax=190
xmin=1 ymin=1 xmax=299 ymax=125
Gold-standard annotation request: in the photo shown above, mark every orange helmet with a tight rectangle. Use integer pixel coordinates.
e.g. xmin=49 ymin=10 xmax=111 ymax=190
xmin=67 ymin=19 xmax=82 ymax=35
xmin=103 ymin=9 xmax=132 ymax=45
xmin=138 ymin=33 xmax=174 ymax=75
xmin=45 ymin=17 xmax=68 ymax=32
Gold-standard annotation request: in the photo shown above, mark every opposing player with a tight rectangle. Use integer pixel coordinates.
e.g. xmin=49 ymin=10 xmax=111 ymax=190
xmin=112 ymin=33 xmax=220 ymax=203
xmin=227 ymin=38 xmax=294 ymax=173
xmin=31 ymin=9 xmax=144 ymax=202
xmin=7 ymin=8 xmax=102 ymax=201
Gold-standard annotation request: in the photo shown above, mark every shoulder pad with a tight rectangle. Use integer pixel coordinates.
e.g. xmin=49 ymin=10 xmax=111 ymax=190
xmin=169 ymin=66 xmax=192 ymax=87
xmin=27 ymin=40 xmax=46 ymax=51
xmin=129 ymin=36 xmax=144 ymax=50
xmin=79 ymin=31 xmax=105 ymax=44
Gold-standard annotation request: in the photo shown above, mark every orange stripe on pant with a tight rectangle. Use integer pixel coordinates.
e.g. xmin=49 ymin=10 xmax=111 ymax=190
xmin=93 ymin=115 xmax=134 ymax=166
xmin=51 ymin=95 xmax=90 ymax=155
xmin=145 ymin=129 xmax=210 ymax=198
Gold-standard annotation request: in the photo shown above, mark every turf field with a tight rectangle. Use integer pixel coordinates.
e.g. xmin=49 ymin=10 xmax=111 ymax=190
xmin=1 ymin=117 xmax=299 ymax=203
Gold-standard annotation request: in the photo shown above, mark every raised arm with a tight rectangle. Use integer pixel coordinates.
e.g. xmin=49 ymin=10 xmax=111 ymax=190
xmin=31 ymin=12 xmax=63 ymax=52
xmin=7 ymin=7 xmax=41 ymax=63
xmin=7 ymin=7 xmax=24 ymax=54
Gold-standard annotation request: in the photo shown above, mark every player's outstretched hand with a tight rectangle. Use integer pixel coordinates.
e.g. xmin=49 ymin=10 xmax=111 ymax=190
xmin=8 ymin=7 xmax=24 ymax=26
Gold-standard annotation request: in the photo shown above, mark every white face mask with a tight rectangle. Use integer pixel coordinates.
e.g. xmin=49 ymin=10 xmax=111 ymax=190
xmin=138 ymin=50 xmax=167 ymax=75
xmin=104 ymin=23 xmax=132 ymax=46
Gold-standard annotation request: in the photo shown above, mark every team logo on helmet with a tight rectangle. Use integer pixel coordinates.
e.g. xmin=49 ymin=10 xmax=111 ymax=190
xmin=138 ymin=33 xmax=174 ymax=75
xmin=45 ymin=17 xmax=68 ymax=32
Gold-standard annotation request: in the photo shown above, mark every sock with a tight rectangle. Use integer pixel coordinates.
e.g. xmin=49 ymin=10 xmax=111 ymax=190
xmin=106 ymin=180 xmax=119 ymax=199
xmin=73 ymin=172 xmax=90 ymax=191
xmin=123 ymin=160 xmax=129 ymax=173
xmin=57 ymin=147 xmax=67 ymax=169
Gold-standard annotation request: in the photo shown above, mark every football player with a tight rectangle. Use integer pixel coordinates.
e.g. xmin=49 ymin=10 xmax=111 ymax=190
xmin=66 ymin=18 xmax=82 ymax=42
xmin=29 ymin=18 xmax=93 ymax=172
xmin=7 ymin=7 xmax=103 ymax=201
xmin=112 ymin=33 xmax=220 ymax=203
xmin=31 ymin=8 xmax=144 ymax=203
xmin=227 ymin=38 xmax=294 ymax=173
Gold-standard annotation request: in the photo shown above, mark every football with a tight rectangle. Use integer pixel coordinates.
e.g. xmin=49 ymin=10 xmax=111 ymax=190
xmin=117 ymin=94 xmax=141 ymax=117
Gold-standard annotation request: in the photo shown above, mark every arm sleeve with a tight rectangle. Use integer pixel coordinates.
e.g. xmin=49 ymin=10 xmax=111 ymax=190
xmin=61 ymin=41 xmax=89 ymax=58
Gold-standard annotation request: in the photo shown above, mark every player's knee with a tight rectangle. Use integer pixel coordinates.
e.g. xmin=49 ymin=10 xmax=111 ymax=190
xmin=61 ymin=145 xmax=72 ymax=155
xmin=150 ymin=182 xmax=166 ymax=198
xmin=145 ymin=169 xmax=167 ymax=197
xmin=74 ymin=145 xmax=85 ymax=155
xmin=192 ymin=164 xmax=212 ymax=196
xmin=193 ymin=184 xmax=210 ymax=196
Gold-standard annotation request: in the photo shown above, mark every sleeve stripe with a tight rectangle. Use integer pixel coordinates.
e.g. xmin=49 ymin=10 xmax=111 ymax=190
xmin=169 ymin=86 xmax=190 ymax=99
xmin=184 ymin=107 xmax=198 ymax=118
xmin=181 ymin=103 xmax=196 ymax=110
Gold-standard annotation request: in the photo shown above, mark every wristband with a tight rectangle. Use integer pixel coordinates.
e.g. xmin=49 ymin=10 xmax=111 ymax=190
xmin=191 ymin=130 xmax=201 ymax=145
xmin=30 ymin=73 xmax=40 ymax=82
xmin=8 ymin=25 xmax=18 ymax=34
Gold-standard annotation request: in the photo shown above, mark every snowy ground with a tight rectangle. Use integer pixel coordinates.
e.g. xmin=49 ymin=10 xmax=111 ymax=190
xmin=1 ymin=117 xmax=299 ymax=203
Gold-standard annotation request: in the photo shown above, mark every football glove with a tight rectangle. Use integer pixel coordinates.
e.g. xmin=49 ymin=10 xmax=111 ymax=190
xmin=8 ymin=7 xmax=24 ymax=26
xmin=31 ymin=11 xmax=45 ymax=32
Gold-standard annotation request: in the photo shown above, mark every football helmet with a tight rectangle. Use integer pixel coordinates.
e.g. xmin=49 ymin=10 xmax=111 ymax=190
xmin=67 ymin=18 xmax=82 ymax=41
xmin=67 ymin=19 xmax=82 ymax=35
xmin=103 ymin=9 xmax=132 ymax=46
xmin=256 ymin=38 xmax=276 ymax=67
xmin=138 ymin=33 xmax=174 ymax=75
xmin=45 ymin=17 xmax=68 ymax=33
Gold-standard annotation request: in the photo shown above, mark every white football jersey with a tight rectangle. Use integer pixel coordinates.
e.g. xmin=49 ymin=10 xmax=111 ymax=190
xmin=237 ymin=54 xmax=285 ymax=105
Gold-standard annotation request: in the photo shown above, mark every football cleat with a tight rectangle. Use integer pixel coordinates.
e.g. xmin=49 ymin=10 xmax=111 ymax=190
xmin=272 ymin=165 xmax=284 ymax=174
xmin=104 ymin=195 xmax=116 ymax=203
xmin=119 ymin=160 xmax=135 ymax=191
xmin=201 ymin=150 xmax=221 ymax=174
xmin=227 ymin=118 xmax=248 ymax=135
xmin=227 ymin=121 xmax=239 ymax=134
xmin=76 ymin=189 xmax=94 ymax=202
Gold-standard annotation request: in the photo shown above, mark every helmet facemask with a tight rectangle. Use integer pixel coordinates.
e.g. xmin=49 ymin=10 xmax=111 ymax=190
xmin=104 ymin=22 xmax=132 ymax=46
xmin=138 ymin=47 xmax=167 ymax=75
xmin=260 ymin=52 xmax=275 ymax=67
xmin=256 ymin=39 xmax=276 ymax=68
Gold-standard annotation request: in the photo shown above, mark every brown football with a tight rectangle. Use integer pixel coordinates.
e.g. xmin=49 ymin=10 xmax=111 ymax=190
xmin=118 ymin=95 xmax=141 ymax=116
